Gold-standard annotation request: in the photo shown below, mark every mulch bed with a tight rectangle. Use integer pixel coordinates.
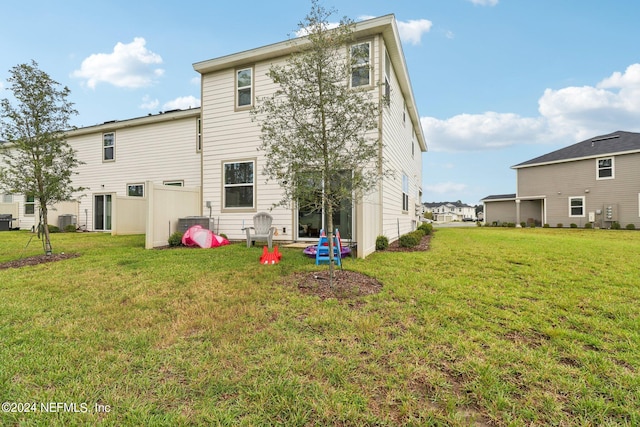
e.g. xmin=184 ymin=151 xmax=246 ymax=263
xmin=0 ymin=253 xmax=80 ymax=270
xmin=287 ymin=233 xmax=432 ymax=300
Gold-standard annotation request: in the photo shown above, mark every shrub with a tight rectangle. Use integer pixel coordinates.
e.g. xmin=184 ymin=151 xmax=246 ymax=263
xmin=219 ymin=233 xmax=228 ymax=239
xmin=64 ymin=224 xmax=77 ymax=232
xmin=626 ymin=223 xmax=636 ymax=230
xmin=570 ymin=223 xmax=578 ymax=228
xmin=584 ymin=222 xmax=592 ymax=229
xmin=168 ymin=231 xmax=184 ymax=247
xmin=507 ymin=222 xmax=516 ymax=228
xmin=543 ymin=224 xmax=550 ymax=228
xmin=417 ymin=222 xmax=433 ymax=235
xmin=398 ymin=230 xmax=425 ymax=248
xmin=529 ymin=222 xmax=535 ymax=228
xmin=611 ymin=221 xmax=621 ymax=230
xmin=556 ymin=223 xmax=563 ymax=228
xmin=376 ymin=235 xmax=389 ymax=250
xmin=47 ymin=224 xmax=60 ymax=233
xmin=520 ymin=222 xmax=526 ymax=228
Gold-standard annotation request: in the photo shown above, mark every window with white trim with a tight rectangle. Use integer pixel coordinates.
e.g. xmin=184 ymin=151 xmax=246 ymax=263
xmin=127 ymin=183 xmax=144 ymax=197
xmin=402 ymin=174 xmax=409 ymax=212
xmin=351 ymin=42 xmax=371 ymax=87
xmin=2 ymin=194 xmax=12 ymax=203
xmin=103 ymin=132 xmax=115 ymax=161
xmin=196 ymin=118 xmax=202 ymax=152
xmin=569 ymin=196 xmax=585 ymax=217
xmin=236 ymin=67 xmax=253 ymax=108
xmin=25 ymin=195 xmax=35 ymax=215
xmin=597 ymin=157 xmax=614 ymax=179
xmin=223 ymin=160 xmax=255 ymax=209
xmin=383 ymin=49 xmax=391 ymax=106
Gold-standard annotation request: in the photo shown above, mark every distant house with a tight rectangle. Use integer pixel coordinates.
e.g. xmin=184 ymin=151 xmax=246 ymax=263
xmin=483 ymin=131 xmax=640 ymax=228
xmin=423 ymin=201 xmax=475 ymax=222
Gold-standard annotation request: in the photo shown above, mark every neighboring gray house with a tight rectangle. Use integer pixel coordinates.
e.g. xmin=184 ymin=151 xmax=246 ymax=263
xmin=483 ymin=131 xmax=640 ymax=228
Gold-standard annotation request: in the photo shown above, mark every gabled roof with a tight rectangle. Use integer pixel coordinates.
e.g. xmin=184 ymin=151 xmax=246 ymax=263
xmin=193 ymin=14 xmax=426 ymax=153
xmin=512 ymin=131 xmax=640 ymax=169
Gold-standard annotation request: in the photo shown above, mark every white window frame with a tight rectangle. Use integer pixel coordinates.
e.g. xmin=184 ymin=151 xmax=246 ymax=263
xmin=402 ymin=174 xmax=409 ymax=212
xmin=235 ymin=67 xmax=254 ymax=109
xmin=196 ymin=118 xmax=202 ymax=152
xmin=596 ymin=157 xmax=614 ymax=180
xmin=222 ymin=159 xmax=256 ymax=211
xmin=103 ymin=132 xmax=115 ymax=162
xmin=383 ymin=49 xmax=391 ymax=107
xmin=569 ymin=196 xmax=585 ymax=217
xmin=25 ymin=195 xmax=35 ymax=215
xmin=350 ymin=41 xmax=371 ymax=88
xmin=126 ymin=183 xmax=145 ymax=197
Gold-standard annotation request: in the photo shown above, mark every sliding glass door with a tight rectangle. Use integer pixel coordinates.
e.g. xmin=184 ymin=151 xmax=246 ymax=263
xmin=94 ymin=194 xmax=112 ymax=231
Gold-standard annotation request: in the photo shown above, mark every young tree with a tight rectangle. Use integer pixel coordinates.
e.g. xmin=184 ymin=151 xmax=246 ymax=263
xmin=0 ymin=60 xmax=82 ymax=255
xmin=252 ymin=1 xmax=384 ymax=283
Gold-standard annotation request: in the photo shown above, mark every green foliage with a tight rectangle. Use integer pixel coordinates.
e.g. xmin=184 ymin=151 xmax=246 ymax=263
xmin=584 ymin=222 xmax=593 ymax=229
xmin=520 ymin=222 xmax=526 ymax=228
xmin=626 ymin=223 xmax=636 ymax=230
xmin=0 ymin=60 xmax=83 ymax=254
xmin=570 ymin=223 xmax=578 ymax=228
xmin=375 ymin=235 xmax=389 ymax=250
xmin=557 ymin=223 xmax=563 ymax=228
xmin=168 ymin=231 xmax=183 ymax=247
xmin=417 ymin=222 xmax=432 ymax=235
xmin=219 ymin=233 xmax=228 ymax=239
xmin=543 ymin=223 xmax=550 ymax=228
xmin=611 ymin=221 xmax=621 ymax=230
xmin=64 ymin=224 xmax=77 ymax=232
xmin=47 ymin=224 xmax=60 ymax=233
xmin=399 ymin=230 xmax=424 ymax=247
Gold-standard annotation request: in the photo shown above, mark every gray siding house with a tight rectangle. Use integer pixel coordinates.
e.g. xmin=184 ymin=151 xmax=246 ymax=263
xmin=483 ymin=131 xmax=640 ymax=228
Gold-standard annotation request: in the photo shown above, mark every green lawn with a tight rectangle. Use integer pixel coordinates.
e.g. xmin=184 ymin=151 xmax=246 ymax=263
xmin=1 ymin=228 xmax=638 ymax=426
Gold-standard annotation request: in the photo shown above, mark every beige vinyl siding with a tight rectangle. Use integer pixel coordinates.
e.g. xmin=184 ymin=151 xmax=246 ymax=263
xmin=484 ymin=200 xmax=517 ymax=225
xmin=517 ymin=152 xmax=640 ymax=227
xmin=379 ymin=36 xmax=422 ymax=242
xmin=70 ymin=113 xmax=201 ymax=231
xmin=201 ymin=59 xmax=292 ymax=241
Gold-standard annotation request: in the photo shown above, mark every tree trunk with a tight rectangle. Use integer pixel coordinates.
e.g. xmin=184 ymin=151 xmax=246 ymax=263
xmin=40 ymin=205 xmax=53 ymax=255
xmin=326 ymin=201 xmax=335 ymax=288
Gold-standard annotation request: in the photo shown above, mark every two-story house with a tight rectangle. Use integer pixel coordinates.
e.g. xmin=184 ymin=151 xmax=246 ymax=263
xmin=483 ymin=131 xmax=640 ymax=228
xmin=423 ymin=201 xmax=475 ymax=222
xmin=193 ymin=14 xmax=426 ymax=257
xmin=1 ymin=14 xmax=426 ymax=257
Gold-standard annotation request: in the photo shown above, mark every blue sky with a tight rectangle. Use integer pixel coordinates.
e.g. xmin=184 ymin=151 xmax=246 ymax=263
xmin=2 ymin=0 xmax=640 ymax=205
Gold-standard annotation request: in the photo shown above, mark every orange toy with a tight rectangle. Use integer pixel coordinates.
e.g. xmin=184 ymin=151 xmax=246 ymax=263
xmin=260 ymin=246 xmax=282 ymax=264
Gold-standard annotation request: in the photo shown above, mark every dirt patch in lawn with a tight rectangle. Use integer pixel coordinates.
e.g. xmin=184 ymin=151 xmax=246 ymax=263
xmin=0 ymin=253 xmax=80 ymax=270
xmin=287 ymin=233 xmax=431 ymax=300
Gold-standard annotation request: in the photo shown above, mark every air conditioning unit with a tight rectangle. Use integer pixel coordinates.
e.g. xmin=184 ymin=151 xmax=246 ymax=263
xmin=178 ymin=216 xmax=215 ymax=233
xmin=58 ymin=214 xmax=77 ymax=229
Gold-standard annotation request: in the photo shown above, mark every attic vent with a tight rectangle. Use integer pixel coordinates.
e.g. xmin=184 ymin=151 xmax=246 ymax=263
xmin=591 ymin=135 xmax=619 ymax=142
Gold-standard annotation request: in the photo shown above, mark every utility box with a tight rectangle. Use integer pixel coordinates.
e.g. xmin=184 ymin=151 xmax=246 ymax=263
xmin=58 ymin=214 xmax=78 ymax=230
xmin=603 ymin=203 xmax=618 ymax=222
xmin=178 ymin=216 xmax=216 ymax=233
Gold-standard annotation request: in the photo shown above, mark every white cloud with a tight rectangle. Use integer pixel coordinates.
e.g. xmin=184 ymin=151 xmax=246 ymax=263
xmin=139 ymin=95 xmax=159 ymax=110
xmin=397 ymin=19 xmax=433 ymax=45
xmin=190 ymin=76 xmax=200 ymax=85
xmin=162 ymin=96 xmax=200 ymax=111
xmin=72 ymin=37 xmax=164 ymax=89
xmin=468 ymin=0 xmax=499 ymax=6
xmin=421 ymin=63 xmax=640 ymax=152
xmin=425 ymin=182 xmax=468 ymax=194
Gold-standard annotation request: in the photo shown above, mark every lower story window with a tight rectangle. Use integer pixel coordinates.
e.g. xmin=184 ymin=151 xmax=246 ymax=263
xmin=402 ymin=174 xmax=409 ymax=212
xmin=127 ymin=183 xmax=144 ymax=197
xmin=25 ymin=195 xmax=35 ymax=215
xmin=569 ymin=196 xmax=585 ymax=217
xmin=223 ymin=160 xmax=255 ymax=209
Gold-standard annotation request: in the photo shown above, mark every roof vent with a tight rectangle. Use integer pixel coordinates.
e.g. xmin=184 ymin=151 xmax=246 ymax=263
xmin=591 ymin=135 xmax=619 ymax=142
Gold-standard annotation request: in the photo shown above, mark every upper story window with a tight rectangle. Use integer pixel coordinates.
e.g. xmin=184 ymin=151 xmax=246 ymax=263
xmin=2 ymin=194 xmax=12 ymax=203
xmin=236 ymin=67 xmax=253 ymax=108
xmin=383 ymin=49 xmax=391 ymax=106
xmin=103 ymin=132 xmax=115 ymax=162
xmin=223 ymin=160 xmax=255 ymax=210
xmin=196 ymin=118 xmax=202 ymax=152
xmin=351 ymin=41 xmax=371 ymax=88
xmin=597 ymin=157 xmax=614 ymax=179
